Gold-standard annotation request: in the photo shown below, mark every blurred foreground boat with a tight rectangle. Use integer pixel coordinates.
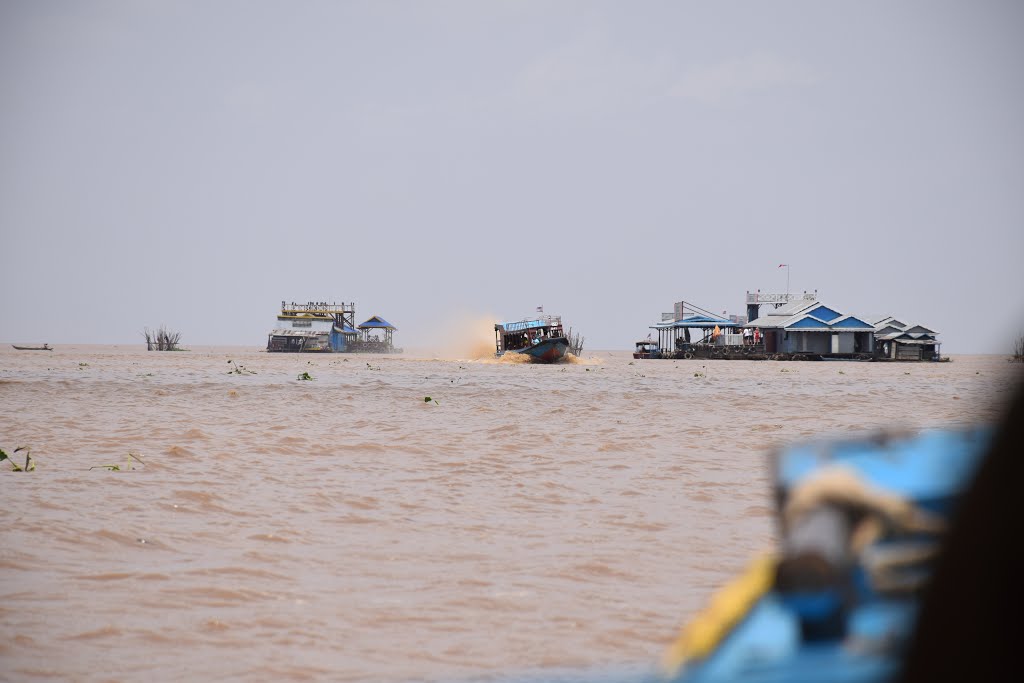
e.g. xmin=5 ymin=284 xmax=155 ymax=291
xmin=661 ymin=426 xmax=992 ymax=683
xmin=456 ymin=422 xmax=1001 ymax=683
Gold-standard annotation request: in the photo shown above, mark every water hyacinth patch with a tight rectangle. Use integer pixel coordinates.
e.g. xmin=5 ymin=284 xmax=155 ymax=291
xmin=0 ymin=446 xmax=34 ymax=472
xmin=227 ymin=360 xmax=257 ymax=375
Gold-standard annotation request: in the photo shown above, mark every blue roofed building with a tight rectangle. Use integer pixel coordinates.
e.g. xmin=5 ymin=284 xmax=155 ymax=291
xmin=746 ymin=297 xmax=876 ymax=358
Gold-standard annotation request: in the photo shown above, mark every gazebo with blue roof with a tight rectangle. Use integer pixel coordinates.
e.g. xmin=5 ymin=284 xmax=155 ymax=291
xmin=356 ymin=315 xmax=399 ymax=352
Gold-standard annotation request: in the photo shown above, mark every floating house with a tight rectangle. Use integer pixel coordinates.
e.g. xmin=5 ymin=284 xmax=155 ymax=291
xmin=868 ymin=315 xmax=942 ymax=361
xmin=746 ymin=297 xmax=876 ymax=358
xmin=266 ymin=301 xmax=357 ymax=352
xmin=266 ymin=301 xmax=399 ymax=353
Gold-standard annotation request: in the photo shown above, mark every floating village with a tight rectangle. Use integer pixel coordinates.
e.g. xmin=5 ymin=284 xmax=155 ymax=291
xmin=637 ymin=289 xmax=943 ymax=362
xmin=256 ymin=289 xmax=942 ymax=364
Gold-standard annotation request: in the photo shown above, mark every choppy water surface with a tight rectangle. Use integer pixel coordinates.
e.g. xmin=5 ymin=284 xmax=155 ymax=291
xmin=0 ymin=346 xmax=1018 ymax=681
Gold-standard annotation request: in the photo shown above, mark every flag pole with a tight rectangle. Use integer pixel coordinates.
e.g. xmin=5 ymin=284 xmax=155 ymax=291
xmin=778 ymin=263 xmax=790 ymax=300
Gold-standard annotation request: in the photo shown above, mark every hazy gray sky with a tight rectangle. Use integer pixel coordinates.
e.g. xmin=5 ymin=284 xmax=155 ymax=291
xmin=2 ymin=1 xmax=1022 ymax=353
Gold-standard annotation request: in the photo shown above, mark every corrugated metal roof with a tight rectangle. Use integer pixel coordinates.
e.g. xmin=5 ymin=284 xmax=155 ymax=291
xmin=770 ymin=298 xmax=820 ymax=316
xmin=358 ymin=316 xmax=396 ymax=329
xmin=751 ymin=309 xmax=876 ymax=332
xmin=747 ymin=299 xmax=820 ymax=327
xmin=334 ymin=325 xmax=358 ymax=334
xmin=782 ymin=315 xmax=834 ymax=330
xmin=828 ymin=314 xmax=876 ymax=331
xmin=652 ymin=314 xmax=735 ymax=329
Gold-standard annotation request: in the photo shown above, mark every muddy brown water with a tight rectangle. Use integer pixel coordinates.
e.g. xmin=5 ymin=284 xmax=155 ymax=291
xmin=0 ymin=345 xmax=1018 ymax=681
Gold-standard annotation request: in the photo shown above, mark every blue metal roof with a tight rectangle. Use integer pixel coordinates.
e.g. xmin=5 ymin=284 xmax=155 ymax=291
xmin=806 ymin=305 xmax=842 ymax=322
xmin=358 ymin=316 xmax=396 ymax=329
xmin=497 ymin=318 xmax=548 ymax=332
xmin=334 ymin=325 xmax=358 ymax=334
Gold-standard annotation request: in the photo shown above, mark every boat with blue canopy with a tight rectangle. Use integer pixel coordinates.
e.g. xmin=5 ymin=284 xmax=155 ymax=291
xmin=494 ymin=315 xmax=570 ymax=363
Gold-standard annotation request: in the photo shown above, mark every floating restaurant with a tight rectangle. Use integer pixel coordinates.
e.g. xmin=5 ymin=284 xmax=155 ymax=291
xmin=266 ymin=301 xmax=401 ymax=353
xmin=641 ymin=290 xmax=942 ymax=361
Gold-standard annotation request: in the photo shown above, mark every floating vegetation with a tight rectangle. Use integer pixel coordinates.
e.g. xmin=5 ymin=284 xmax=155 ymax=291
xmin=227 ymin=360 xmax=256 ymax=375
xmin=90 ymin=453 xmax=144 ymax=472
xmin=423 ymin=396 xmax=439 ymax=405
xmin=79 ymin=362 xmax=89 ymax=368
xmin=694 ymin=365 xmax=707 ymax=378
xmin=365 ymin=362 xmax=381 ymax=371
xmin=1 ymin=446 xmax=34 ymax=472
xmin=297 ymin=371 xmax=314 ymax=381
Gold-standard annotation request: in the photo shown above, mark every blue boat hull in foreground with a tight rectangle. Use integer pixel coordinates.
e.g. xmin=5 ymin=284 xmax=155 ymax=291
xmin=506 ymin=337 xmax=570 ymax=363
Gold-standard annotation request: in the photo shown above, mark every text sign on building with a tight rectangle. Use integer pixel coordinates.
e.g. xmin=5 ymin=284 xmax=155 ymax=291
xmin=745 ymin=292 xmax=817 ymax=305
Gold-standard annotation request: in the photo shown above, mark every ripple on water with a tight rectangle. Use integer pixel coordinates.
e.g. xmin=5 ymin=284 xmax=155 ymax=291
xmin=0 ymin=348 xmax=1011 ymax=683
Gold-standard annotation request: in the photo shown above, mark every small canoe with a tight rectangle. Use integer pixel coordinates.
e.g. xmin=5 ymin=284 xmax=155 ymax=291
xmin=12 ymin=344 xmax=53 ymax=351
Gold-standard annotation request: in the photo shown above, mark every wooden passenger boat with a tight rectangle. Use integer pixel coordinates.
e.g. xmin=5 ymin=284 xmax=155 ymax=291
xmin=12 ymin=344 xmax=52 ymax=351
xmin=633 ymin=341 xmax=662 ymax=359
xmin=494 ymin=315 xmax=570 ymax=363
